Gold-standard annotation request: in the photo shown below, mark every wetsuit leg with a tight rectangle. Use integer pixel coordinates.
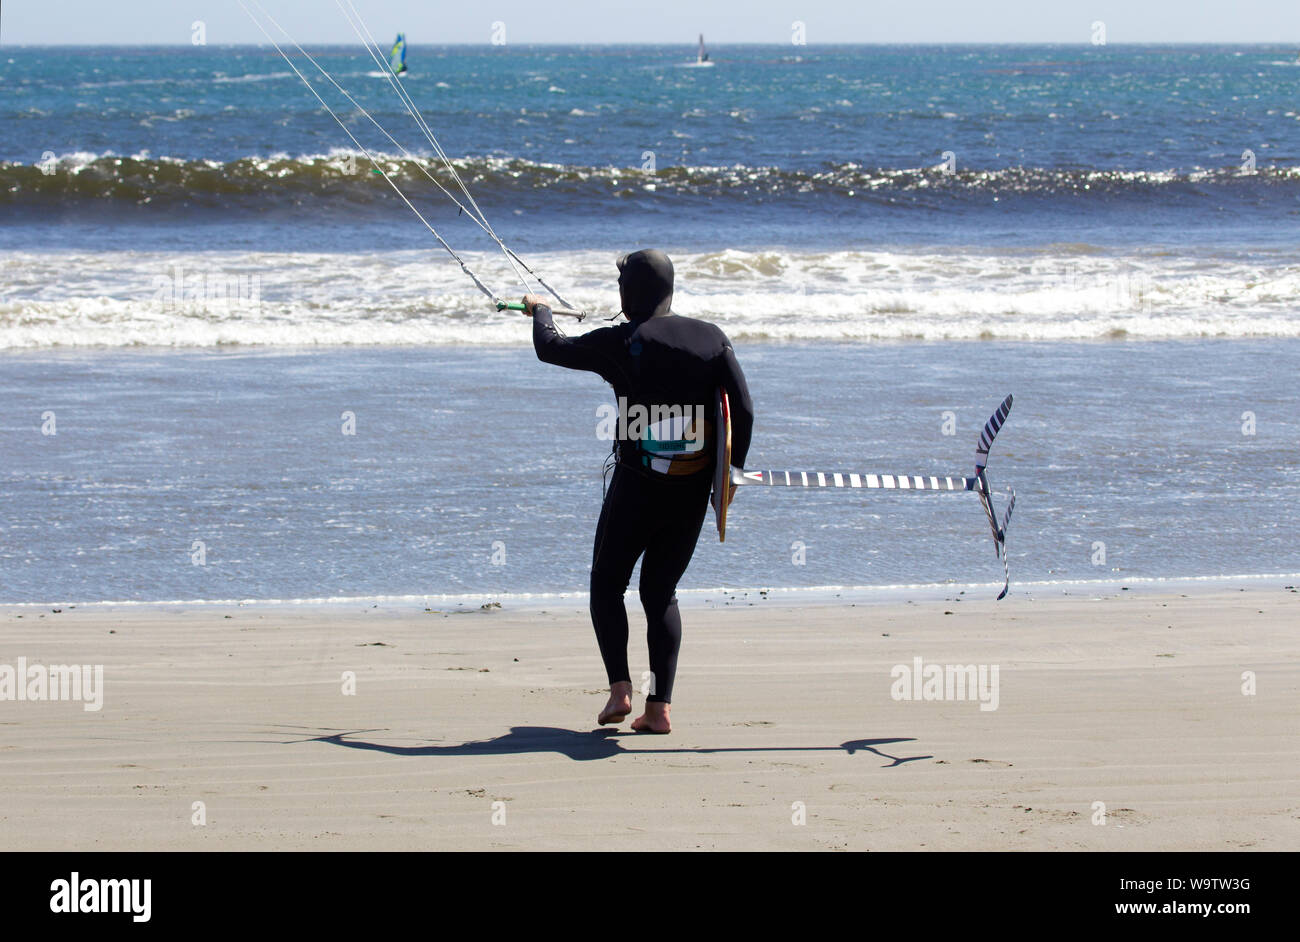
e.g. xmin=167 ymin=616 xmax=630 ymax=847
xmin=637 ymin=475 xmax=712 ymax=703
xmin=588 ymin=466 xmax=651 ymax=688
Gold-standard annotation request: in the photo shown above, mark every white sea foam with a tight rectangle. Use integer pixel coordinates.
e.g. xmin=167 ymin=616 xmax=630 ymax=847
xmin=210 ymin=71 xmax=296 ymax=84
xmin=11 ymin=572 xmax=1298 ymax=611
xmin=1 ymin=246 xmax=1297 ymax=349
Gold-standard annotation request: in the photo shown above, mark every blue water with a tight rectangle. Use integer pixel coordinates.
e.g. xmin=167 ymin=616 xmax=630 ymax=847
xmin=1 ymin=341 xmax=1296 ymax=603
xmin=4 ymin=44 xmax=1300 ymax=252
xmin=1 ymin=42 xmax=1298 ymax=601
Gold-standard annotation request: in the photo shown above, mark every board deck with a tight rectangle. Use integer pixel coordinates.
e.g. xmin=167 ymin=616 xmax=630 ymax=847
xmin=711 ymin=387 xmax=732 ymax=541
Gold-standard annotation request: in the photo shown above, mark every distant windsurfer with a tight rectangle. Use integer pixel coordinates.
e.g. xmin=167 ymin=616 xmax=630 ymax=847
xmin=521 ymin=249 xmax=753 ymax=733
xmin=390 ymin=33 xmax=407 ymax=75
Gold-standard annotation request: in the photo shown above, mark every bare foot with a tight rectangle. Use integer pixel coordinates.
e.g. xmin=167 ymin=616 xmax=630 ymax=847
xmin=631 ymin=701 xmax=671 ymax=734
xmin=598 ymin=681 xmax=633 ymax=726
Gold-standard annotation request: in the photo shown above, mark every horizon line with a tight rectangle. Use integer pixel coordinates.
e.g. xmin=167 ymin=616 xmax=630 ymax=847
xmin=3 ymin=40 xmax=1299 ymax=48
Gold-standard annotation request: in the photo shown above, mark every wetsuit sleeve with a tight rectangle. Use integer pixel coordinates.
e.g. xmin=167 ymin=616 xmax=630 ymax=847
xmin=718 ymin=340 xmax=754 ymax=469
xmin=532 ymin=304 xmax=623 ymax=385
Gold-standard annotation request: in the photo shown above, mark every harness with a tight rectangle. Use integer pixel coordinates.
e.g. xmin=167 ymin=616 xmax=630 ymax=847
xmin=625 ymin=411 xmax=713 ymax=476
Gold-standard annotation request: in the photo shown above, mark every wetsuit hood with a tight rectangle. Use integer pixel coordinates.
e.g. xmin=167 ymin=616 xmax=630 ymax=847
xmin=617 ymin=249 xmax=674 ymax=320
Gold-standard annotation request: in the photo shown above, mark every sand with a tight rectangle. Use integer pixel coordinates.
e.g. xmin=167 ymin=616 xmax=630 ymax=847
xmin=1 ymin=586 xmax=1297 ymax=851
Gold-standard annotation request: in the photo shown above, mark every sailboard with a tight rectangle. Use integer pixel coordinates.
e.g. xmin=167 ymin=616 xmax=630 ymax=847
xmin=389 ymin=33 xmax=407 ymax=75
xmin=690 ymin=34 xmax=715 ymax=68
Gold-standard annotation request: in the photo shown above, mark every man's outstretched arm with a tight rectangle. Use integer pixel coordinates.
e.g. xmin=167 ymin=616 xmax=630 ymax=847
xmin=524 ymin=295 xmax=621 ymax=382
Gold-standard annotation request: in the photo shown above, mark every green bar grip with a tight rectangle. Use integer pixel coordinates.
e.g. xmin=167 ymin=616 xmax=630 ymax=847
xmin=495 ymin=299 xmax=586 ymax=321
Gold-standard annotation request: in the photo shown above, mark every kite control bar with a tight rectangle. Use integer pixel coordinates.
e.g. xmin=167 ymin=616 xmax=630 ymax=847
xmin=496 ymin=300 xmax=586 ymax=321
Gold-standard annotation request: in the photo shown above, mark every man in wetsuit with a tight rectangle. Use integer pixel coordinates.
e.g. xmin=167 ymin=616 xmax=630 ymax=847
xmin=519 ymin=249 xmax=753 ymax=734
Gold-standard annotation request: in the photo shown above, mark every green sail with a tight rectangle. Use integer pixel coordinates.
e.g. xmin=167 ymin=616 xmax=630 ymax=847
xmin=389 ymin=34 xmax=407 ymax=75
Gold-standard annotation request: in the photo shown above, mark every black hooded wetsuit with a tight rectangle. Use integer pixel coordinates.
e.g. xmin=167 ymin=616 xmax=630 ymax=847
xmin=531 ymin=254 xmax=753 ymax=704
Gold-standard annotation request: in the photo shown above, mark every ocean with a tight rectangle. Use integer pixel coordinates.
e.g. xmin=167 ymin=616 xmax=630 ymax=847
xmin=1 ymin=42 xmax=1298 ymax=603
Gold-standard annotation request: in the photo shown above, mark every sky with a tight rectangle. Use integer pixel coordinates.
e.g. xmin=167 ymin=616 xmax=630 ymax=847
xmin=2 ymin=0 xmax=1299 ymax=45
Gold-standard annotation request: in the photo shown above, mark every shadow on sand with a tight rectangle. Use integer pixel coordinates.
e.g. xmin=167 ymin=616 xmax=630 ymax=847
xmin=275 ymin=725 xmax=932 ymax=766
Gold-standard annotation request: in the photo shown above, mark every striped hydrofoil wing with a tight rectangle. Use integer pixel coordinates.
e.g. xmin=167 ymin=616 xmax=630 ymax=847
xmin=731 ymin=470 xmax=981 ymax=491
xmin=975 ymin=394 xmax=1013 ymax=471
xmin=727 ymin=395 xmax=1018 ymax=600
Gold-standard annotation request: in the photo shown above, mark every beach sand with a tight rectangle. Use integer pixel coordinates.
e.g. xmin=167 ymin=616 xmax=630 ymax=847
xmin=1 ymin=587 xmax=1296 ymax=851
